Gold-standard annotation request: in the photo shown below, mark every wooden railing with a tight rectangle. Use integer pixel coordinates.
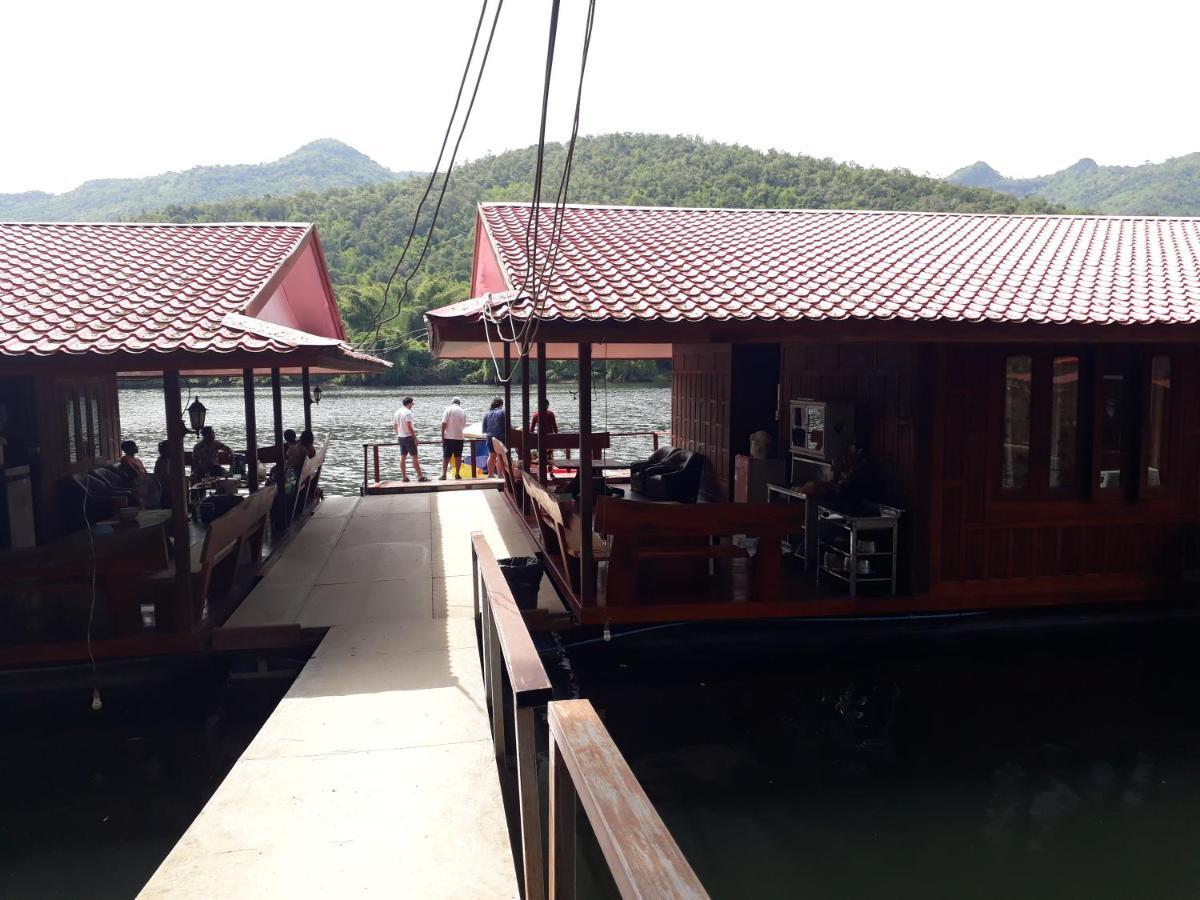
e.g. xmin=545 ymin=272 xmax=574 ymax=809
xmin=362 ymin=439 xmax=490 ymax=488
xmin=472 ymin=532 xmax=553 ymax=900
xmin=471 ymin=531 xmax=707 ymax=900
xmin=549 ymin=700 xmax=710 ymax=900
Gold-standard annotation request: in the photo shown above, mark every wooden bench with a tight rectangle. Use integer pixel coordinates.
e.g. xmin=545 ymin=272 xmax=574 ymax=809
xmin=522 ymin=471 xmax=610 ymax=593
xmin=289 ymin=435 xmax=329 ymax=522
xmin=0 ymin=524 xmax=171 ymax=635
xmin=146 ymin=484 xmax=277 ymax=629
xmin=493 ymin=438 xmax=522 ymax=503
xmin=594 ymin=497 xmax=804 ymax=607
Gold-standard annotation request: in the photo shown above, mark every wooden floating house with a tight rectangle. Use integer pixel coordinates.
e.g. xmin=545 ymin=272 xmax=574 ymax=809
xmin=427 ymin=203 xmax=1200 ymax=625
xmin=0 ymin=222 xmax=386 ymax=666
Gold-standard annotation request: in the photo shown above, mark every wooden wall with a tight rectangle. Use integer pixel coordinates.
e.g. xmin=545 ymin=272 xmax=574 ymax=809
xmin=671 ymin=344 xmax=732 ymax=499
xmin=778 ymin=342 xmax=922 ymax=510
xmin=30 ymin=375 xmax=122 ymax=541
xmin=929 ymin=344 xmax=1199 ymax=598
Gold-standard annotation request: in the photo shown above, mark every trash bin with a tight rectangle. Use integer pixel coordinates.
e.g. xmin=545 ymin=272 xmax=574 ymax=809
xmin=497 ymin=556 xmax=543 ymax=610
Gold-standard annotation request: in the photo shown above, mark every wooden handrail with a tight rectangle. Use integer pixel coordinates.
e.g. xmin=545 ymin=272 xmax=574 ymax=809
xmin=361 ymin=439 xmax=489 ymax=487
xmin=548 ymin=700 xmax=709 ymax=900
xmin=471 ymin=532 xmax=553 ymax=704
xmin=472 ymin=531 xmax=553 ymax=900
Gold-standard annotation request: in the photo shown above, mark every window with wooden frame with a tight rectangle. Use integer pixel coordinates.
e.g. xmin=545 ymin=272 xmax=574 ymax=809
xmin=999 ymin=349 xmax=1084 ymax=499
xmin=999 ymin=347 xmax=1176 ymax=502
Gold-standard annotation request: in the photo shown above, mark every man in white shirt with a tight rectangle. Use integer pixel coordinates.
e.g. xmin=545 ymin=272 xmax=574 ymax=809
xmin=392 ymin=396 xmax=429 ymax=482
xmin=440 ymin=396 xmax=468 ymax=480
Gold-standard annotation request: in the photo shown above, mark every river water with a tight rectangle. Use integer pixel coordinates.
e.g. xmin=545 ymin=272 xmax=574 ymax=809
xmin=116 ymin=382 xmax=672 ymax=495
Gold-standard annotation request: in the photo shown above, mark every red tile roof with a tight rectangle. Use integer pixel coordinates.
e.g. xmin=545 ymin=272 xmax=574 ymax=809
xmin=0 ymin=222 xmax=371 ymax=364
xmin=473 ymin=203 xmax=1200 ymax=327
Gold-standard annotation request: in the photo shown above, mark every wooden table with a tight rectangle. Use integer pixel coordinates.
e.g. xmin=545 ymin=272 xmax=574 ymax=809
xmin=551 ymin=460 xmax=631 ymax=471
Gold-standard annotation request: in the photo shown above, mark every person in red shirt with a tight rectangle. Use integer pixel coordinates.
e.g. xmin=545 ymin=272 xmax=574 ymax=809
xmin=530 ymin=399 xmax=559 ymax=468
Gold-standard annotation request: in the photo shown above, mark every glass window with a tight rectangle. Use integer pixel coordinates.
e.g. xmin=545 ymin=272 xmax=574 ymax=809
xmin=1049 ymin=356 xmax=1079 ymax=489
xmin=66 ymin=395 xmax=78 ymax=463
xmin=1002 ymin=355 xmax=1032 ymax=490
xmin=1097 ymin=371 xmax=1125 ymax=489
xmin=1147 ymin=355 xmax=1171 ymax=487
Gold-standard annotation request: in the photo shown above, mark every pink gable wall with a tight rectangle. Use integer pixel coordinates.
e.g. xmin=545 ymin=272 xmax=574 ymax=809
xmin=254 ymin=242 xmax=343 ymax=339
xmin=471 ymin=212 xmax=509 ymax=297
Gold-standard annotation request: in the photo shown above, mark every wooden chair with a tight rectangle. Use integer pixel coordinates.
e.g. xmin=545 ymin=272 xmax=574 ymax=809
xmin=492 ymin=438 xmax=523 ymax=504
xmin=594 ymin=497 xmax=803 ymax=607
xmin=521 ymin=471 xmax=610 ymax=595
xmin=146 ymin=484 xmax=277 ymax=629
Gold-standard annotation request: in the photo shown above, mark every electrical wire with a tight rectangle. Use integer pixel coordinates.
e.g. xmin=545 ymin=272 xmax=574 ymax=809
xmin=359 ymin=0 xmax=499 ymax=350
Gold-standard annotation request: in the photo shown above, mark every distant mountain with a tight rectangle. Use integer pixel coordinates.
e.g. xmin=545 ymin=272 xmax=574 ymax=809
xmin=0 ymin=140 xmax=408 ymax=221
xmin=946 ymin=154 xmax=1200 ymax=215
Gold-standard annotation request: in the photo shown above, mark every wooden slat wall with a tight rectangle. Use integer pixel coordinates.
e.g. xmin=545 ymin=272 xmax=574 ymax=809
xmin=671 ymin=344 xmax=731 ymax=499
xmin=778 ymin=342 xmax=919 ymax=508
xmin=32 ymin=374 xmax=122 ymax=541
xmin=929 ymin=344 xmax=1199 ymax=595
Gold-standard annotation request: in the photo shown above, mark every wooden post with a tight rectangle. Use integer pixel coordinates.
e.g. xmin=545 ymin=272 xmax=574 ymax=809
xmin=521 ymin=350 xmax=531 ymax=510
xmin=537 ymin=343 xmax=548 ymax=484
xmin=373 ymin=445 xmax=381 ymax=484
xmin=271 ymin=368 xmax=285 ymax=492
xmin=243 ymin=369 xmax=259 ymax=493
xmin=162 ymin=371 xmax=192 ymax=631
xmin=578 ymin=344 xmax=595 ymax=605
xmin=301 ymin=366 xmax=313 ymax=433
xmin=549 ymin=733 xmax=577 ymax=900
xmin=516 ymin=704 xmax=547 ymax=900
xmin=503 ymin=341 xmax=512 ymax=440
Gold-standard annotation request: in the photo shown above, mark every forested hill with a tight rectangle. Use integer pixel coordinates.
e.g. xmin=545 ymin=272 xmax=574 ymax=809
xmin=947 ymin=154 xmax=1200 ymax=215
xmin=0 ymin=140 xmax=405 ymax=222
xmin=150 ymin=133 xmax=1064 ymax=383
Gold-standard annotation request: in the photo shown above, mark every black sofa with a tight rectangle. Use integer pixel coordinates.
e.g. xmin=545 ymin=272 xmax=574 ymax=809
xmin=630 ymin=446 xmax=675 ymax=494
xmin=57 ymin=466 xmax=141 ymax=531
xmin=639 ymin=448 xmax=705 ymax=503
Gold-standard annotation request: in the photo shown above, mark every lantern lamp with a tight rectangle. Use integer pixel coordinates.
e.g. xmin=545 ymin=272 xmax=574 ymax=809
xmin=312 ymin=385 xmax=323 ymax=405
xmin=187 ymin=397 xmax=207 ymax=433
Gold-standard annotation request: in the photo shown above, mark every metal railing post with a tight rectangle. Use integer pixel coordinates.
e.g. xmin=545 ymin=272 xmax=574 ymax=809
xmin=373 ymin=445 xmax=381 ymax=484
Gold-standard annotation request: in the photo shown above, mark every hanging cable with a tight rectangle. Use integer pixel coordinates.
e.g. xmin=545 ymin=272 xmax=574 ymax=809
xmin=368 ymin=0 xmax=506 ymax=347
xmin=358 ymin=0 xmax=500 ymax=350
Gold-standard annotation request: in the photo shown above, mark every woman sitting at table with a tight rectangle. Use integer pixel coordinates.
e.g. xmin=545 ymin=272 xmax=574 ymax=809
xmin=192 ymin=426 xmax=232 ymax=480
xmin=286 ymin=429 xmax=316 ymax=474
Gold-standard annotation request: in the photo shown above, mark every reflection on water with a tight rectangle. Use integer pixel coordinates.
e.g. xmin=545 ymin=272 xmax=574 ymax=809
xmin=558 ymin=622 xmax=1200 ymax=899
xmin=117 ymin=382 xmax=672 ymax=496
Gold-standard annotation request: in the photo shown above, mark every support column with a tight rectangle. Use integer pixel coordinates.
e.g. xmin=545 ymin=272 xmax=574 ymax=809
xmin=162 ymin=371 xmax=192 ymax=631
xmin=520 ymin=349 xmax=531 ymax=509
xmin=243 ymin=368 xmax=259 ymax=493
xmin=536 ymin=343 xmax=548 ymax=484
xmin=301 ymin=366 xmax=313 ymax=433
xmin=502 ymin=341 xmax=512 ymax=448
xmin=271 ymin=368 xmax=285 ymax=492
xmin=577 ymin=344 xmax=595 ymax=606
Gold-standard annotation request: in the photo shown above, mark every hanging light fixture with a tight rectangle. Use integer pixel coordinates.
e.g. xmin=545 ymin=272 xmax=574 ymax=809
xmin=312 ymin=385 xmax=323 ymax=405
xmin=186 ymin=396 xmax=207 ymax=433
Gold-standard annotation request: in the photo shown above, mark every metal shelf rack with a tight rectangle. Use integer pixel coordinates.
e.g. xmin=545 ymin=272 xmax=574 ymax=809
xmin=815 ymin=500 xmax=902 ymax=596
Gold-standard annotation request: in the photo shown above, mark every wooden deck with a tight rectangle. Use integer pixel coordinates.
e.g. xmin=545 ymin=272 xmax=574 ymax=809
xmin=139 ymin=491 xmax=561 ymax=898
xmin=366 ymin=476 xmax=502 ymax=495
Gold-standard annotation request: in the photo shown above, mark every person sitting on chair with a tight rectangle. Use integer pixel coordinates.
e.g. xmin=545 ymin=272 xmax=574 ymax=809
xmin=119 ymin=440 xmax=147 ymax=477
xmin=192 ymin=426 xmax=231 ymax=479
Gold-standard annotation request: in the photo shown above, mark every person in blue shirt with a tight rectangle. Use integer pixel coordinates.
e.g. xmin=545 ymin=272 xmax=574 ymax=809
xmin=482 ymin=397 xmax=506 ymax=478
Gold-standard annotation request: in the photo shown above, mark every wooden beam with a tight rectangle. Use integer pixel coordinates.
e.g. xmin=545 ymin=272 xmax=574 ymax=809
xmin=162 ymin=371 xmax=193 ymax=631
xmin=503 ymin=341 xmax=512 ymax=436
xmin=243 ymin=369 xmax=259 ymax=493
xmin=578 ymin=344 xmax=595 ymax=606
xmin=521 ymin=350 xmax=531 ymax=512
xmin=537 ymin=343 xmax=548 ymax=484
xmin=271 ymin=368 xmax=285 ymax=492
xmin=302 ymin=366 xmax=313 ymax=433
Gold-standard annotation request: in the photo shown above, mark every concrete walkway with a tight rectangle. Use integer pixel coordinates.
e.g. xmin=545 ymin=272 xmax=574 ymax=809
xmin=141 ymin=490 xmax=549 ymax=899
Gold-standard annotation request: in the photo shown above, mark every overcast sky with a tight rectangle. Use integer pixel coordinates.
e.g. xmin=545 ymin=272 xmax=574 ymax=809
xmin=5 ymin=0 xmax=1199 ymax=194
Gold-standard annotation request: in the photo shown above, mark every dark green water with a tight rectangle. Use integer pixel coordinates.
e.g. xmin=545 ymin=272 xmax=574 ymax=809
xmin=555 ymin=618 xmax=1200 ymax=899
xmin=0 ymin=654 xmax=307 ymax=898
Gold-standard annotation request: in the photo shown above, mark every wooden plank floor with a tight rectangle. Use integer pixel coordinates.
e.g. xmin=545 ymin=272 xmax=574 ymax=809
xmin=366 ymin=476 xmax=501 ymax=495
xmin=140 ymin=491 xmax=558 ymax=899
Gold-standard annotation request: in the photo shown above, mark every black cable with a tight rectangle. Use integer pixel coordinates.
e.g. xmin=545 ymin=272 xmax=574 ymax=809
xmin=371 ymin=0 xmax=506 ymax=342
xmin=360 ymin=0 xmax=491 ymax=350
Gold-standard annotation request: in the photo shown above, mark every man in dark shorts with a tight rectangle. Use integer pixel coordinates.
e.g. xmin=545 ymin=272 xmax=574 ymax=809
xmin=440 ymin=396 xmax=467 ymax=480
xmin=392 ymin=396 xmax=429 ymax=482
